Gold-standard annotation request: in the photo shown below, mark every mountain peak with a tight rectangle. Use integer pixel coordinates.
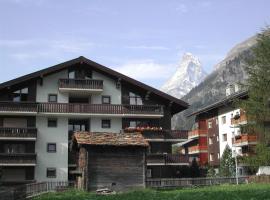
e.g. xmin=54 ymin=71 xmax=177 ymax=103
xmin=161 ymin=53 xmax=207 ymax=98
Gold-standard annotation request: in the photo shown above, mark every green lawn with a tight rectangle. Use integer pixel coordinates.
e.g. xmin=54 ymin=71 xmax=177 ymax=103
xmin=34 ymin=184 xmax=270 ymax=200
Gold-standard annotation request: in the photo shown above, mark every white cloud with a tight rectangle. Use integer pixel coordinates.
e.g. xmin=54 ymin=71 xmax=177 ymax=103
xmin=125 ymin=45 xmax=169 ymax=50
xmin=113 ymin=60 xmax=176 ymax=81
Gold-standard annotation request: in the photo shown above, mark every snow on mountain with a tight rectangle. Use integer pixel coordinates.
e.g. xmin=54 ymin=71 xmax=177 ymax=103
xmin=161 ymin=53 xmax=207 ymax=98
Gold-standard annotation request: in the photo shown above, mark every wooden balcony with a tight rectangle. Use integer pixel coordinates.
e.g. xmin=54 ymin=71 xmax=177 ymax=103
xmin=139 ymin=130 xmax=188 ymax=142
xmin=188 ymin=129 xmax=207 ymax=139
xmin=58 ymin=79 xmax=103 ymax=94
xmin=146 ymin=154 xmax=189 ymax=166
xmin=231 ymin=111 xmax=247 ymax=125
xmin=0 ymin=102 xmax=164 ymax=118
xmin=0 ymin=102 xmax=37 ymax=115
xmin=232 ymin=134 xmax=257 ymax=147
xmin=188 ymin=145 xmax=208 ymax=154
xmin=0 ymin=127 xmax=37 ymax=140
xmin=38 ymin=103 xmax=164 ymax=118
xmin=0 ymin=153 xmax=37 ymax=166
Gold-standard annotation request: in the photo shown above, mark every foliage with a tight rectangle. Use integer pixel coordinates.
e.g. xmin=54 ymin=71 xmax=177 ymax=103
xmin=190 ymin=158 xmax=200 ymax=177
xmin=237 ymin=27 xmax=270 ymax=168
xmin=219 ymin=145 xmax=235 ymax=177
xmin=239 ymin=27 xmax=270 ymax=143
xmin=243 ymin=143 xmax=270 ymax=170
xmin=33 ymin=184 xmax=270 ymax=200
xmin=207 ymin=166 xmax=216 ymax=177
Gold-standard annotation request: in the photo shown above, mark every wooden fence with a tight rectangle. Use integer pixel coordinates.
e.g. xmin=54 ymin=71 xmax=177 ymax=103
xmin=146 ymin=176 xmax=249 ymax=188
xmin=0 ymin=181 xmax=74 ymax=200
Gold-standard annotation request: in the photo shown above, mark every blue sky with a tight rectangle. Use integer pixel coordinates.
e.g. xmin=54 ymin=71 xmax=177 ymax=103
xmin=0 ymin=0 xmax=269 ymax=88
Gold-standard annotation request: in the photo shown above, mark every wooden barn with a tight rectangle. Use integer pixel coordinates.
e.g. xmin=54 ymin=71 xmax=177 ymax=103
xmin=71 ymin=132 xmax=149 ymax=191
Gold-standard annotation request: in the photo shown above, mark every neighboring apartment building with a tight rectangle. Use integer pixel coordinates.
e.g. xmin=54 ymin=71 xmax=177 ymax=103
xmin=188 ymin=86 xmax=257 ymax=175
xmin=182 ymin=119 xmax=208 ymax=166
xmin=0 ymin=56 xmax=189 ymax=185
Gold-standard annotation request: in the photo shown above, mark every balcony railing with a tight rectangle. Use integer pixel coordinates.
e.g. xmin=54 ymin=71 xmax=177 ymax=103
xmin=58 ymin=79 xmax=103 ymax=91
xmin=0 ymin=127 xmax=37 ymax=139
xmin=146 ymin=154 xmax=189 ymax=165
xmin=188 ymin=145 xmax=208 ymax=154
xmin=0 ymin=102 xmax=37 ymax=113
xmin=231 ymin=111 xmax=247 ymax=125
xmin=38 ymin=103 xmax=163 ymax=116
xmin=138 ymin=130 xmax=188 ymax=141
xmin=0 ymin=102 xmax=164 ymax=117
xmin=232 ymin=134 xmax=257 ymax=147
xmin=0 ymin=153 xmax=37 ymax=165
xmin=188 ymin=129 xmax=207 ymax=139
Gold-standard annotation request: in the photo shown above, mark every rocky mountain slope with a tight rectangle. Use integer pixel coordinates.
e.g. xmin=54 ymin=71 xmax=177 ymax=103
xmin=172 ymin=34 xmax=257 ymax=130
xmin=161 ymin=53 xmax=207 ymax=98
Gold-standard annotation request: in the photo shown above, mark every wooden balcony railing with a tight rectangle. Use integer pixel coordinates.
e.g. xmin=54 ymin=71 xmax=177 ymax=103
xmin=146 ymin=154 xmax=189 ymax=165
xmin=188 ymin=129 xmax=207 ymax=138
xmin=231 ymin=111 xmax=247 ymax=125
xmin=140 ymin=130 xmax=188 ymax=140
xmin=232 ymin=134 xmax=257 ymax=146
xmin=188 ymin=145 xmax=208 ymax=154
xmin=58 ymin=79 xmax=103 ymax=90
xmin=0 ymin=102 xmax=37 ymax=113
xmin=0 ymin=102 xmax=163 ymax=116
xmin=38 ymin=103 xmax=163 ymax=116
xmin=0 ymin=153 xmax=36 ymax=165
xmin=0 ymin=127 xmax=37 ymax=139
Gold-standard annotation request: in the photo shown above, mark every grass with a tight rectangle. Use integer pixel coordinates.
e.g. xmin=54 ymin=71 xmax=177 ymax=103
xmin=33 ymin=184 xmax=270 ymax=200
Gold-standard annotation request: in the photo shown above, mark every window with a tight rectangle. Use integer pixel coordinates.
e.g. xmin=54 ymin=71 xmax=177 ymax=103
xmin=208 ymin=121 xmax=212 ymax=129
xmin=209 ymin=137 xmax=213 ymax=145
xmin=46 ymin=168 xmax=56 ymax=178
xmin=146 ymin=169 xmax=152 ymax=178
xmin=102 ymin=96 xmax=111 ymax=104
xmin=47 ymin=143 xmax=56 ymax=153
xmin=210 ymin=153 xmax=214 ymax=161
xmin=13 ymin=87 xmax=28 ymax=102
xmin=102 ymin=119 xmax=111 ymax=128
xmin=48 ymin=94 xmax=57 ymax=102
xmin=68 ymin=70 xmax=75 ymax=79
xmin=217 ymin=153 xmax=220 ymax=159
xmin=129 ymin=92 xmax=143 ymax=105
xmin=48 ymin=118 xmax=57 ymax=127
xmin=221 ymin=116 xmax=226 ymax=124
xmin=222 ymin=133 xmax=227 ymax=142
xmin=217 ymin=135 xmax=219 ymax=142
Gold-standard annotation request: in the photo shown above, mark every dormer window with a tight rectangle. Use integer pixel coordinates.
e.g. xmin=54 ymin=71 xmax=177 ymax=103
xmin=12 ymin=87 xmax=28 ymax=102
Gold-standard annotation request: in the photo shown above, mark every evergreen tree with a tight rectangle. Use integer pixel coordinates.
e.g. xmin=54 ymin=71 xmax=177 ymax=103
xmin=219 ymin=145 xmax=235 ymax=177
xmin=239 ymin=28 xmax=270 ymax=168
xmin=207 ymin=166 xmax=216 ymax=177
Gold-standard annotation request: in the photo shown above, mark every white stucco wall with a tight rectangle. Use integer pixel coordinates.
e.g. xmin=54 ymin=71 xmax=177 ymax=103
xmin=91 ymin=71 xmax=121 ymax=104
xmin=218 ymin=107 xmax=241 ymax=157
xmin=35 ymin=116 xmax=69 ymax=182
xmin=36 ymin=70 xmax=69 ymax=103
xmin=90 ymin=117 xmax=122 ymax=133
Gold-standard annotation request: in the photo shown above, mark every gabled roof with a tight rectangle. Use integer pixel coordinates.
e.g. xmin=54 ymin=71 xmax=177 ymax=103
xmin=73 ymin=132 xmax=149 ymax=147
xmin=0 ymin=56 xmax=188 ymax=114
xmin=188 ymin=90 xmax=248 ymax=117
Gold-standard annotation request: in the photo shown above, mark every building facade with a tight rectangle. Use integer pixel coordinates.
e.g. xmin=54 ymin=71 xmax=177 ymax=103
xmin=0 ymin=56 xmax=189 ymax=185
xmin=188 ymin=89 xmax=257 ymax=175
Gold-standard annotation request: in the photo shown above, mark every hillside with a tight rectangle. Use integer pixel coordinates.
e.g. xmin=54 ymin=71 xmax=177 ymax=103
xmin=173 ymin=35 xmax=257 ymax=129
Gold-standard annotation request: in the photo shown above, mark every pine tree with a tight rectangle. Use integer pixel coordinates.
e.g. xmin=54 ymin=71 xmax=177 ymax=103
xmin=239 ymin=27 xmax=270 ymax=168
xmin=219 ymin=145 xmax=235 ymax=177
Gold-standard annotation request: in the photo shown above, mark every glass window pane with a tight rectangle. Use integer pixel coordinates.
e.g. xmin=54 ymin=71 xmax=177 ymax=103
xmin=21 ymin=88 xmax=28 ymax=94
xmin=68 ymin=71 xmax=75 ymax=79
